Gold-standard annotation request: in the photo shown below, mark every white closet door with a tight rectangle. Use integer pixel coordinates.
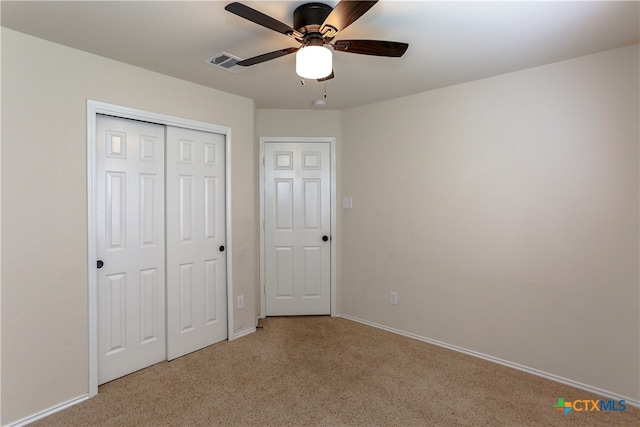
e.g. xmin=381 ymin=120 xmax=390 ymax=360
xmin=166 ymin=126 xmax=227 ymax=360
xmin=96 ymin=115 xmax=166 ymax=384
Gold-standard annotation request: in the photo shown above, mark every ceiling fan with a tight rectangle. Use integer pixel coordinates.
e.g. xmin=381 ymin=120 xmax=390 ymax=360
xmin=224 ymin=1 xmax=409 ymax=81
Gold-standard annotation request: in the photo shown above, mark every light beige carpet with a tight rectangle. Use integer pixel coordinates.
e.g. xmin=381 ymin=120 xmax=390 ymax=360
xmin=33 ymin=316 xmax=639 ymax=426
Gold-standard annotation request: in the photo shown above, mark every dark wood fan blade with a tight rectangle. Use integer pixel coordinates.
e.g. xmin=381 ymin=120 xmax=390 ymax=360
xmin=333 ymin=40 xmax=408 ymax=57
xmin=236 ymin=47 xmax=298 ymax=67
xmin=317 ymin=70 xmax=335 ymax=82
xmin=225 ymin=2 xmax=301 ymax=39
xmin=320 ymin=1 xmax=378 ymax=36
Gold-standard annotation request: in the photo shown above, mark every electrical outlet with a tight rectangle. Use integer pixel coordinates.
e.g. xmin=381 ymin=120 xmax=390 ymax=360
xmin=237 ymin=295 xmax=245 ymax=310
xmin=390 ymin=291 xmax=398 ymax=305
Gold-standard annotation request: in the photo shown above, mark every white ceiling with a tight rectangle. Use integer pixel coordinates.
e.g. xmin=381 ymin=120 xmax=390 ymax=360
xmin=2 ymin=1 xmax=638 ymax=110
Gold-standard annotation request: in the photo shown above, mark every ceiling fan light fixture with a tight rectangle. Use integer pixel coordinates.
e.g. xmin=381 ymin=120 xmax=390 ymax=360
xmin=296 ymin=45 xmax=332 ymax=79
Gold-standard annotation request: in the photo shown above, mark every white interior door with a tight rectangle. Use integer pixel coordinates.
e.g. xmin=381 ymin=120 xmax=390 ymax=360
xmin=96 ymin=115 xmax=166 ymax=384
xmin=264 ymin=142 xmax=331 ymax=315
xmin=166 ymin=126 xmax=228 ymax=359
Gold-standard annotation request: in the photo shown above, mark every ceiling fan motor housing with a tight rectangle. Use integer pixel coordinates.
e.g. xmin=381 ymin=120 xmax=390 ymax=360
xmin=293 ymin=2 xmax=333 ymax=34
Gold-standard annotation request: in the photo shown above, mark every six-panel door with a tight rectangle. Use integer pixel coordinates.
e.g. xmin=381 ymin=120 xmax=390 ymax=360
xmin=166 ymin=126 xmax=227 ymax=359
xmin=96 ymin=115 xmax=167 ymax=384
xmin=264 ymin=142 xmax=331 ymax=315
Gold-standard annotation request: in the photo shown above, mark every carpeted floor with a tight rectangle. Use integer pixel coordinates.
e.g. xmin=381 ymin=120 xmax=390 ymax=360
xmin=33 ymin=316 xmax=639 ymax=426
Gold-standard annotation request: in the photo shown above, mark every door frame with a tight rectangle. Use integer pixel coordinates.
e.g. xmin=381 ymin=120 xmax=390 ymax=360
xmin=87 ymin=100 xmax=234 ymax=397
xmin=258 ymin=137 xmax=337 ymax=318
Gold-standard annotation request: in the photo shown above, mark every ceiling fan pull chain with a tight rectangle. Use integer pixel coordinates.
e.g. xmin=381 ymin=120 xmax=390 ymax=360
xmin=324 ymin=80 xmax=327 ymax=99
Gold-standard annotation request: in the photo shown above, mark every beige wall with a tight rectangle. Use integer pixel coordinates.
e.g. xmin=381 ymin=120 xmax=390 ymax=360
xmin=0 ymin=16 xmax=3 ymax=426
xmin=256 ymin=109 xmax=342 ymax=312
xmin=257 ymin=109 xmax=341 ymax=138
xmin=341 ymin=45 xmax=640 ymax=400
xmin=1 ymin=28 xmax=257 ymax=424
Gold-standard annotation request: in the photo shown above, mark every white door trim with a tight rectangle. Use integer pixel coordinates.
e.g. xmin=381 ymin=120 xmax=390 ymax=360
xmin=87 ymin=100 xmax=234 ymax=397
xmin=258 ymin=136 xmax=337 ymax=318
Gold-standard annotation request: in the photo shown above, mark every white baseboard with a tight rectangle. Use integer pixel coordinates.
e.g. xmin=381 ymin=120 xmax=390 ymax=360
xmin=340 ymin=314 xmax=639 ymax=408
xmin=232 ymin=326 xmax=256 ymax=340
xmin=6 ymin=394 xmax=90 ymax=427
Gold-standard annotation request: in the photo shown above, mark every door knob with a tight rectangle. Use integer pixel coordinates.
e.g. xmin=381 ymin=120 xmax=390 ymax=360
xmin=219 ymin=245 xmax=225 ymax=252
xmin=322 ymin=235 xmax=329 ymax=242
xmin=97 ymin=260 xmax=104 ymax=269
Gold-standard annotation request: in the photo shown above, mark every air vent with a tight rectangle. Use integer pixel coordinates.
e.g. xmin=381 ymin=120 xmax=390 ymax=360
xmin=206 ymin=52 xmax=246 ymax=73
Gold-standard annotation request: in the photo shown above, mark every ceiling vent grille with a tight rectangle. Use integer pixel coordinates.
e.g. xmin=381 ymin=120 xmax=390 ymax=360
xmin=206 ymin=52 xmax=246 ymax=73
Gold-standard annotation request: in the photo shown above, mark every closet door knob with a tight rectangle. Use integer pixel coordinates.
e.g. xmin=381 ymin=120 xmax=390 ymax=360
xmin=219 ymin=245 xmax=225 ymax=252
xmin=322 ymin=235 xmax=329 ymax=242
xmin=97 ymin=260 xmax=104 ymax=269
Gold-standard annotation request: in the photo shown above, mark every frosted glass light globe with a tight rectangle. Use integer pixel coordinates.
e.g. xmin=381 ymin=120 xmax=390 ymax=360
xmin=296 ymin=46 xmax=332 ymax=79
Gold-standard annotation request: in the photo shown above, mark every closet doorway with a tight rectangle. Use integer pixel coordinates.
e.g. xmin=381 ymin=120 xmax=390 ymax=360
xmin=88 ymin=101 xmax=234 ymax=395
